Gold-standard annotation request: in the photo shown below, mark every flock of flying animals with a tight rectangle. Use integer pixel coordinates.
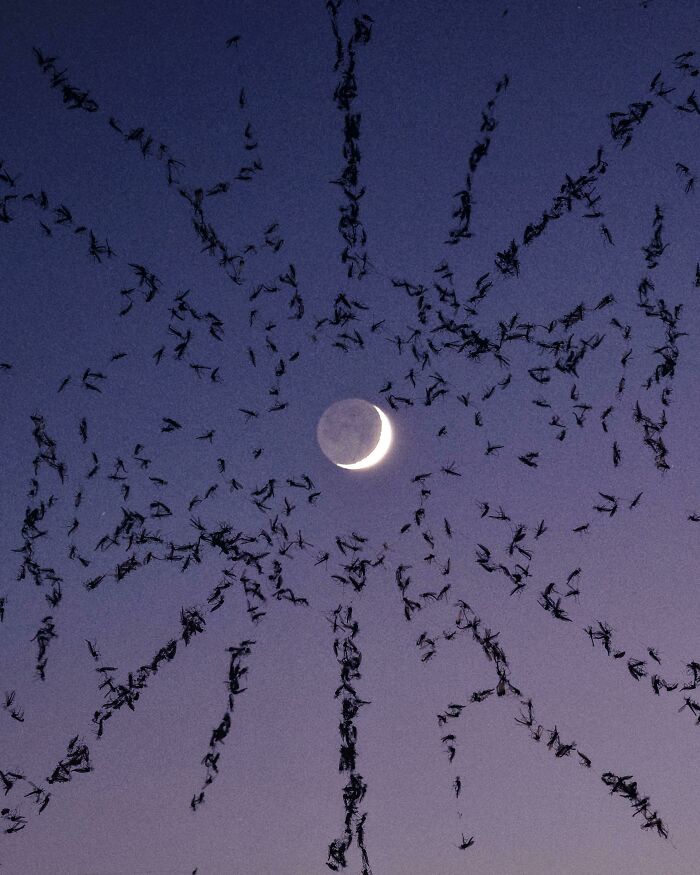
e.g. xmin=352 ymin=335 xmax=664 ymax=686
xmin=1 ymin=4 xmax=700 ymax=872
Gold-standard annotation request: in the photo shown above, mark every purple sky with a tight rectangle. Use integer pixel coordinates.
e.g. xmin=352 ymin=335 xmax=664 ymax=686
xmin=2 ymin=1 xmax=700 ymax=873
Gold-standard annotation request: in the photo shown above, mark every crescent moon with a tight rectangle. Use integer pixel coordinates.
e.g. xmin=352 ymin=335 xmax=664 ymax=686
xmin=336 ymin=405 xmax=392 ymax=469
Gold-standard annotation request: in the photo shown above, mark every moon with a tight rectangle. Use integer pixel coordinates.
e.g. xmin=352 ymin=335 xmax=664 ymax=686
xmin=317 ymin=399 xmax=393 ymax=469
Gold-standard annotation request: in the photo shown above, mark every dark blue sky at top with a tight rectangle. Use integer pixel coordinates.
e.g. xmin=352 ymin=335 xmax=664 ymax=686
xmin=2 ymin=1 xmax=700 ymax=873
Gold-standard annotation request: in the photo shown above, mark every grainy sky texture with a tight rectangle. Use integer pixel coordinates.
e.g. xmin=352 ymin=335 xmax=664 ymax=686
xmin=2 ymin=2 xmax=700 ymax=873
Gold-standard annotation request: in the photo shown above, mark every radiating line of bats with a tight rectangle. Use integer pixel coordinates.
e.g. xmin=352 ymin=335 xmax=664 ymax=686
xmin=326 ymin=604 xmax=372 ymax=873
xmin=326 ymin=1 xmax=374 ymax=280
xmin=447 ymin=73 xmax=509 ymax=246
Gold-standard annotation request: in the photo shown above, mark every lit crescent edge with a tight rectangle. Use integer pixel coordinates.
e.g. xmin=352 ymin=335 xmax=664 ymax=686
xmin=336 ymin=405 xmax=393 ymax=470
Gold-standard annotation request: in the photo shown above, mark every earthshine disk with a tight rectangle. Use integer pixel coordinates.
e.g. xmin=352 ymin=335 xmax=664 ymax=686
xmin=317 ymin=399 xmax=393 ymax=469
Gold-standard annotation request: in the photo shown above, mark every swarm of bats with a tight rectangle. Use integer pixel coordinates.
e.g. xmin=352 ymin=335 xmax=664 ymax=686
xmin=3 ymin=15 xmax=700 ymax=871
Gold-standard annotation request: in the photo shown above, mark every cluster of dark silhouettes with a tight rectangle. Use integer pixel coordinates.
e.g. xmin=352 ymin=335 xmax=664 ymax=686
xmin=447 ymin=74 xmax=509 ymax=246
xmin=394 ymin=467 xmax=678 ymax=843
xmin=191 ymin=639 xmax=255 ymax=811
xmin=1 ymin=734 xmax=92 ymax=835
xmin=2 ymin=11 xmax=700 ymax=873
xmin=327 ymin=0 xmax=374 ymax=279
xmin=326 ymin=605 xmax=372 ymax=874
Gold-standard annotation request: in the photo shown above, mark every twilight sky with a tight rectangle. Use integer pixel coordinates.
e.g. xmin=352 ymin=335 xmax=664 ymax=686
xmin=2 ymin=1 xmax=700 ymax=873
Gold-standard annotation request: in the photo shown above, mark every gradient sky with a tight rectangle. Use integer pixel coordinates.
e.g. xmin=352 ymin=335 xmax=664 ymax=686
xmin=2 ymin=1 xmax=700 ymax=873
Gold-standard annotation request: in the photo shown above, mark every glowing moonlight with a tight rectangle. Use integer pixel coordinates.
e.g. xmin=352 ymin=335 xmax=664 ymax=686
xmin=317 ymin=399 xmax=393 ymax=469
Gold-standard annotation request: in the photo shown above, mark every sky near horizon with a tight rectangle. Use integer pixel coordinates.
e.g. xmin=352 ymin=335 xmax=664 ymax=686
xmin=2 ymin=2 xmax=700 ymax=873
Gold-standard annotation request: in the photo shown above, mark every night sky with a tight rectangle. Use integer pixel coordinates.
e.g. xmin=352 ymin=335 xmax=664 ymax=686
xmin=3 ymin=2 xmax=700 ymax=873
